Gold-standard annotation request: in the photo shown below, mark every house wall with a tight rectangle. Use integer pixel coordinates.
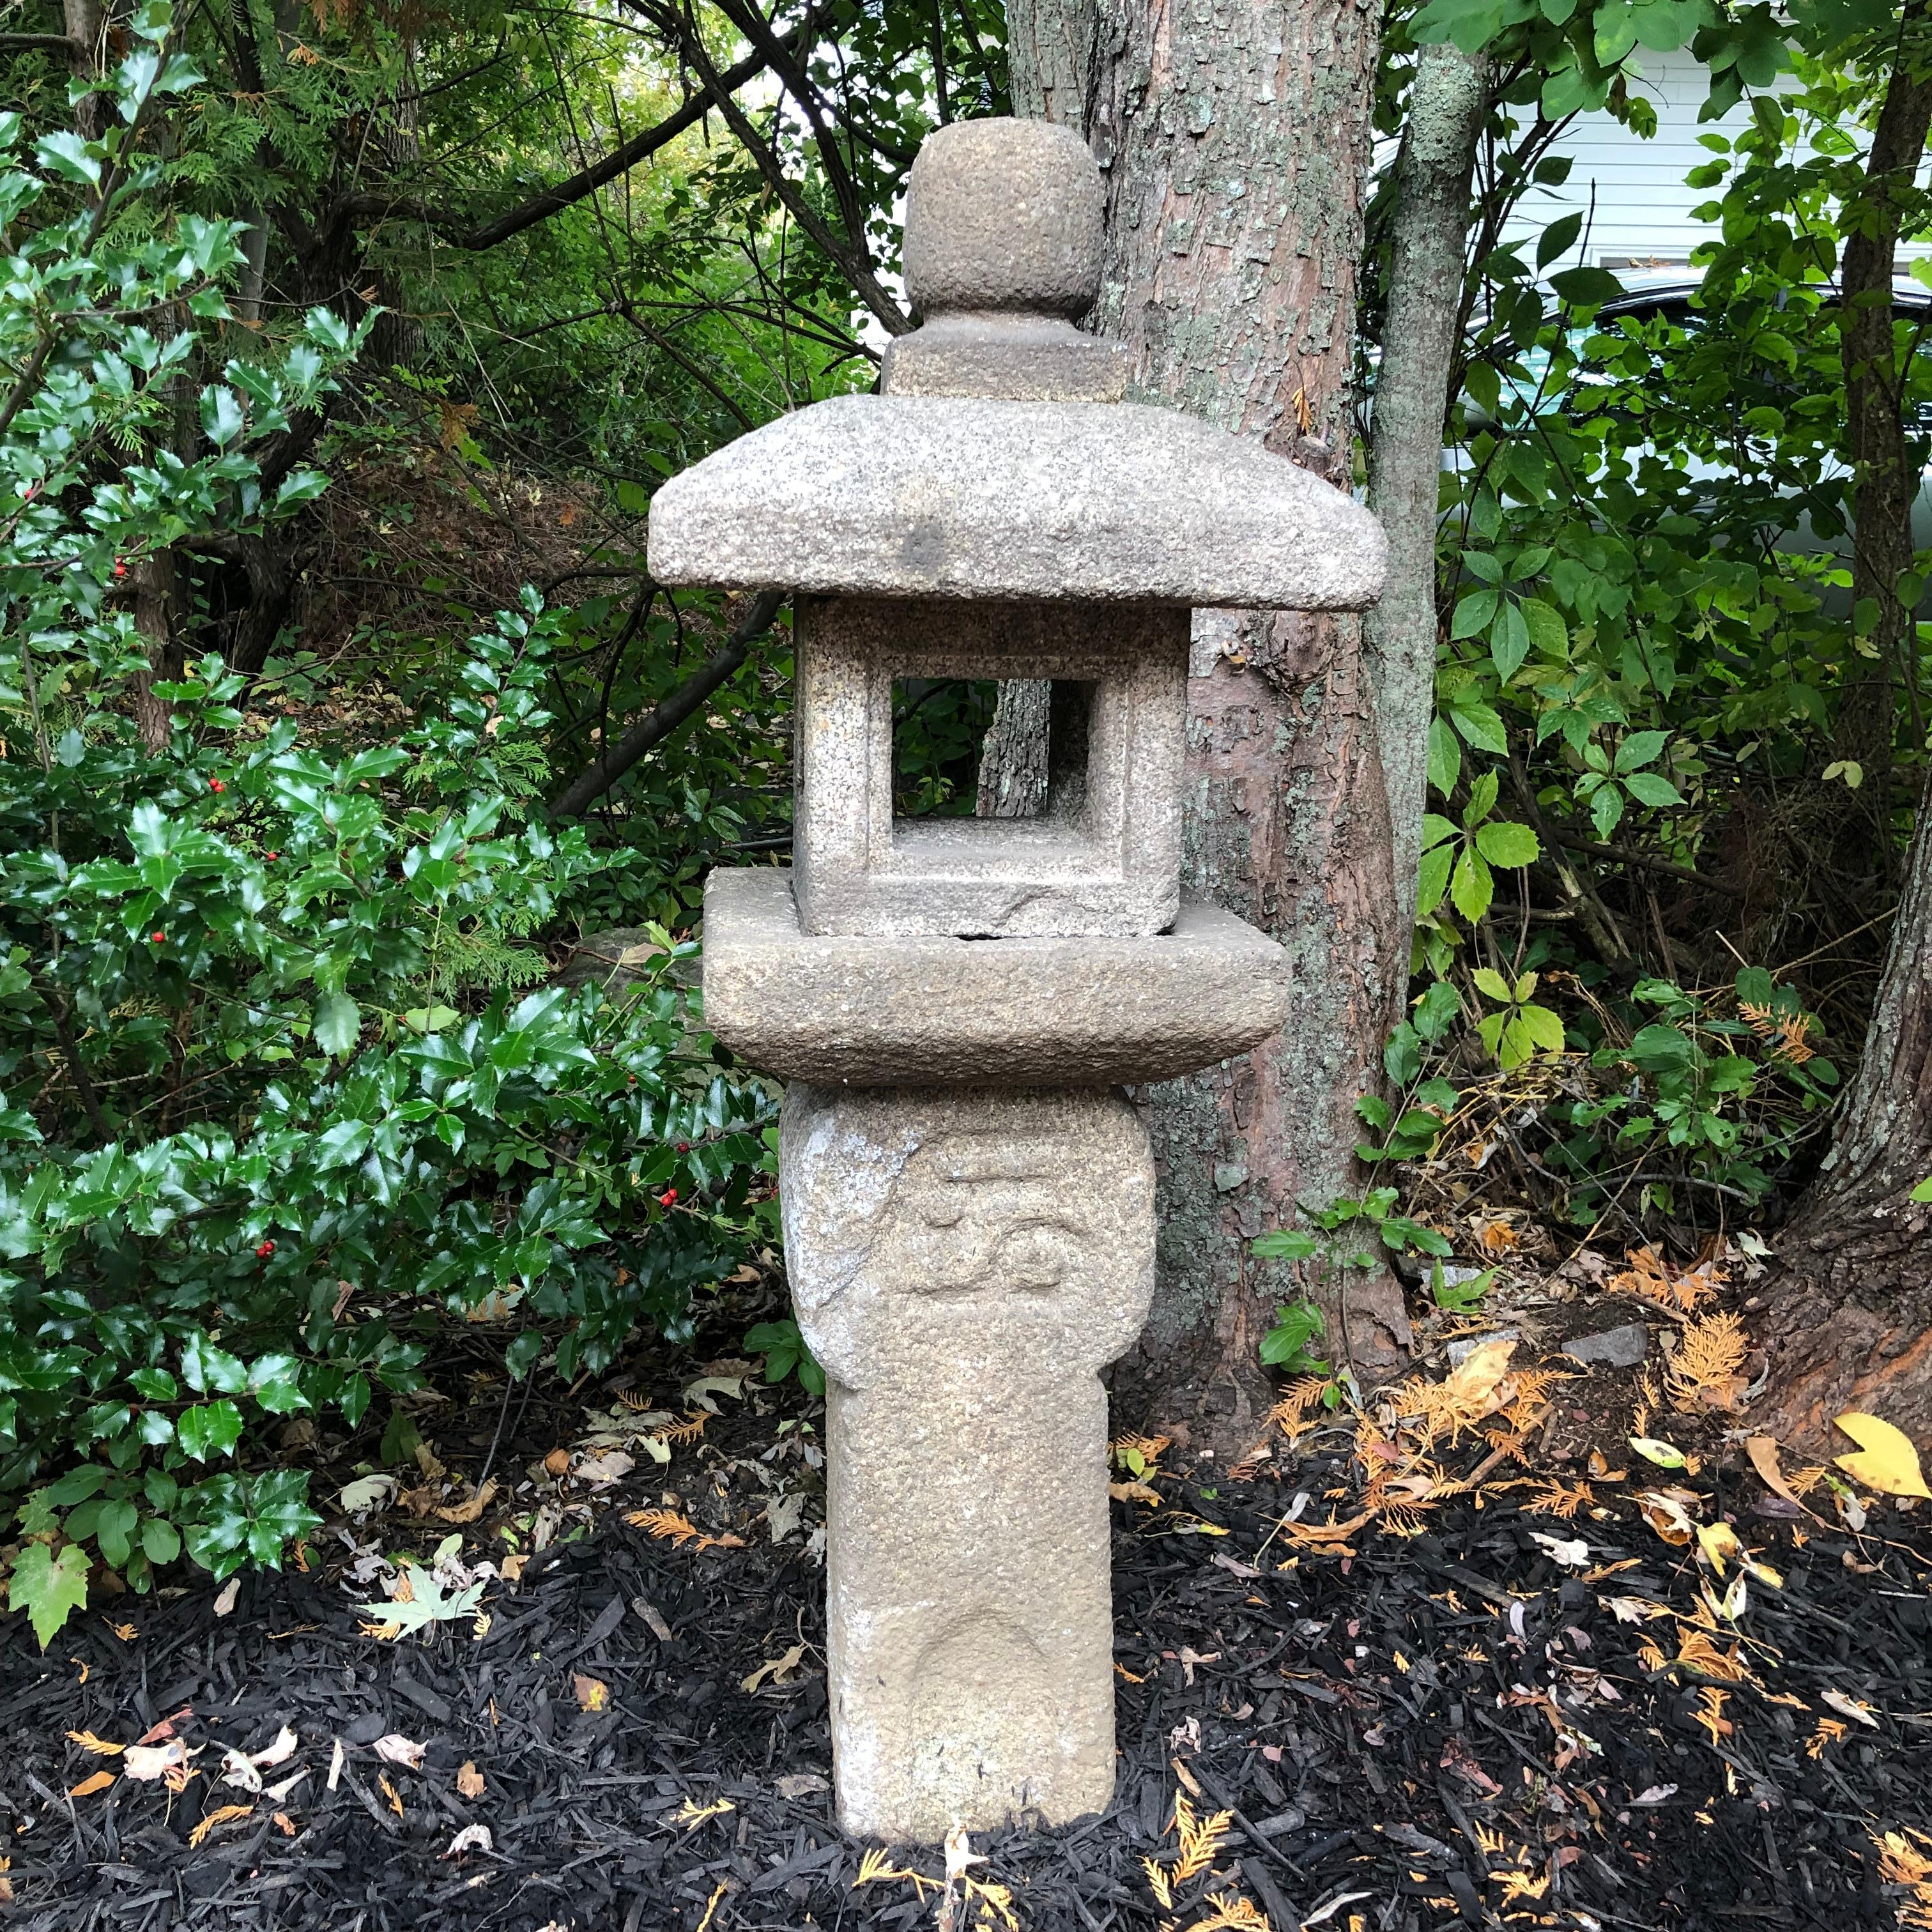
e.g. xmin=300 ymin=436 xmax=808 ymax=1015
xmin=1498 ymin=52 xmax=1932 ymax=275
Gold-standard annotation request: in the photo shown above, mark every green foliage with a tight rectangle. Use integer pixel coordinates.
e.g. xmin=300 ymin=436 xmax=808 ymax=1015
xmin=0 ymin=60 xmax=770 ymax=1643
xmin=1418 ymin=769 xmax=1542 ymax=924
xmin=1429 ymin=1261 xmax=1496 ymax=1314
xmin=1257 ymin=1298 xmax=1330 ymax=1374
xmin=746 ymin=1317 xmax=827 ymax=1397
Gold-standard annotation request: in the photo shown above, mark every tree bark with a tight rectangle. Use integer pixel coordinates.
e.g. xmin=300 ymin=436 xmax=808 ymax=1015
xmin=1752 ymin=15 xmax=1932 ymax=1455
xmin=1835 ymin=0 xmax=1932 ymax=831
xmin=132 ymin=551 xmax=181 ymax=753
xmin=976 ymin=679 xmax=1052 ymax=816
xmin=1364 ymin=41 xmax=1492 ymax=942
xmin=1012 ymin=0 xmax=1402 ymax=1447
xmin=1756 ymin=785 xmax=1932 ymax=1449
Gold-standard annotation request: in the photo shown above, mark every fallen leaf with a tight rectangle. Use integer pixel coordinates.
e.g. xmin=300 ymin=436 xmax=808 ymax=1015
xmin=326 ymin=1739 xmax=345 ymax=1792
xmin=572 ymin=1674 xmax=609 ymax=1713
xmin=271 ymin=1811 xmax=297 ymax=1836
xmin=1832 ymin=1413 xmax=1931 ymax=1499
xmin=65 ymin=1730 xmax=123 ymax=1756
xmin=372 ymin=1734 xmax=424 ymax=1770
xmin=67 ymin=1770 xmax=115 ymax=1798
xmin=433 ymin=1478 xmax=499 ymax=1524
xmin=1746 ymin=1435 xmax=1807 ymax=1510
xmin=1629 ymin=1436 xmax=1687 ymax=1469
xmin=212 ymin=1577 xmax=240 ymax=1617
xmin=1821 ymin=1689 xmax=1880 ymax=1728
xmin=542 ymin=1448 xmax=572 ymax=1478
xmin=574 ymin=1453 xmax=633 ymax=1487
xmin=1446 ymin=1338 xmax=1515 ymax=1403
xmin=188 ymin=1805 xmax=252 ymax=1847
xmin=337 ymin=1474 xmax=397 ymax=1514
xmin=740 ymin=1643 xmax=808 ymax=1694
xmin=251 ymin=1726 xmax=298 ymax=1770
xmin=1529 ymin=1532 xmax=1591 ymax=1568
xmin=103 ymin=1620 xmax=135 ymax=1642
xmin=378 ymin=1773 xmax=404 ymax=1816
xmin=443 ymin=1823 xmax=493 ymax=1857
xmin=263 ymin=1769 xmax=307 ymax=1803
xmin=1108 ymin=1480 xmax=1163 ymax=1506
xmin=500 ymin=1552 xmax=528 ymax=1586
xmin=1636 ymin=1490 xmax=1696 ymax=1547
xmin=220 ymin=1749 xmax=264 ymax=1795
xmin=123 ymin=1738 xmax=188 ymax=1782
xmin=457 ymin=1761 xmax=485 ymax=1799
xmin=682 ymin=1376 xmax=744 ymax=1409
xmin=774 ymin=1772 xmax=827 ymax=1798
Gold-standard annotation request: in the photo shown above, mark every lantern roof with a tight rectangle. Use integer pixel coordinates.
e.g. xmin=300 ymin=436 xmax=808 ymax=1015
xmin=646 ymin=395 xmax=1385 ymax=610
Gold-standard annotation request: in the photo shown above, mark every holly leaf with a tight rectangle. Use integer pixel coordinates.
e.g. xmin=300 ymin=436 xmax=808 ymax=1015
xmin=1832 ymin=1412 xmax=1931 ymax=1499
xmin=313 ymin=992 xmax=361 ymax=1059
xmin=8 ymin=1540 xmax=91 ymax=1649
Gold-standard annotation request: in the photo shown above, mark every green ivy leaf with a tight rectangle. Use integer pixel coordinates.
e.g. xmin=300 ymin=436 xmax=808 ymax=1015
xmin=1490 ymin=599 xmax=1532 ymax=682
xmin=1623 ymin=771 xmax=1683 ymax=808
xmin=1449 ymin=845 xmax=1494 ymax=921
xmin=1427 ymin=717 xmax=1462 ymax=795
xmin=7 ymin=1540 xmax=90 ymax=1648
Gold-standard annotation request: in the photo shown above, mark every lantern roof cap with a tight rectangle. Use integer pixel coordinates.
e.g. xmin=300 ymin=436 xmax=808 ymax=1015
xmin=645 ymin=394 xmax=1385 ymax=611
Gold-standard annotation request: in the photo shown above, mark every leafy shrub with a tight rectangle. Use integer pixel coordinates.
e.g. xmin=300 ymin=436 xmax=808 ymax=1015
xmin=0 ymin=40 xmax=770 ymax=1643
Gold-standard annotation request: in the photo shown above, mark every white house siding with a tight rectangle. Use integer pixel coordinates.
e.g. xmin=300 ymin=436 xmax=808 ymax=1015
xmin=1498 ymin=52 xmax=1932 ymax=275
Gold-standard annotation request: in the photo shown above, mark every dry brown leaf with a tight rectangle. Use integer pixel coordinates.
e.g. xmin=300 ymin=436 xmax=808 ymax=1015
xmin=1610 ymin=1245 xmax=1721 ymax=1315
xmin=67 ymin=1770 xmax=115 ymax=1798
xmin=572 ymin=1674 xmax=609 ymax=1713
xmin=372 ymin=1734 xmax=424 ymax=1770
xmin=378 ymin=1774 xmax=404 ymax=1817
xmin=66 ymin=1730 xmax=123 ymax=1756
xmin=739 ymin=1643 xmax=806 ymax=1694
xmin=1745 ymin=1435 xmax=1807 ymax=1510
xmin=542 ymin=1448 xmax=572 ymax=1478
xmin=1108 ymin=1480 xmax=1163 ymax=1506
xmin=188 ymin=1805 xmax=252 ymax=1848
xmin=271 ymin=1811 xmax=297 ymax=1837
xmin=456 ymin=1761 xmax=485 ymax=1800
xmin=432 ymin=1478 xmax=498 ymax=1524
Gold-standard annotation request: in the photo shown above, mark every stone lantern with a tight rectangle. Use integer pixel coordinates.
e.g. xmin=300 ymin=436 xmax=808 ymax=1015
xmin=648 ymin=118 xmax=1384 ymax=1844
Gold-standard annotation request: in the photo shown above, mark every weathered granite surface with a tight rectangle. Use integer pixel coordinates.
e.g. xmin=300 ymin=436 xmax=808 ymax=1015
xmin=702 ymin=866 xmax=1291 ymax=1087
xmin=781 ymin=1082 xmax=1153 ymax=1839
xmin=645 ymin=394 xmax=1387 ymax=611
xmin=791 ymin=596 xmax=1188 ymax=939
xmin=882 ymin=119 xmax=1130 ymax=402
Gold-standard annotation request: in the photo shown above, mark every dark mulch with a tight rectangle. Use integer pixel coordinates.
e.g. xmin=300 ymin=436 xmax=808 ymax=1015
xmin=4 ymin=1360 xmax=1930 ymax=1932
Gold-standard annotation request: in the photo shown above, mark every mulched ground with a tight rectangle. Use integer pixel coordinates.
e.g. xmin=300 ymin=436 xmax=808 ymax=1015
xmin=4 ymin=1324 xmax=1931 ymax=1932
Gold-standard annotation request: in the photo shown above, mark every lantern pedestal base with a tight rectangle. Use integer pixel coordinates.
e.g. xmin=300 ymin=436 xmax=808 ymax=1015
xmin=778 ymin=1082 xmax=1154 ymax=1842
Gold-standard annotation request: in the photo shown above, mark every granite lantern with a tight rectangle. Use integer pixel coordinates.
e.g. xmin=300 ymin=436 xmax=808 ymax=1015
xmin=648 ymin=117 xmax=1385 ymax=1844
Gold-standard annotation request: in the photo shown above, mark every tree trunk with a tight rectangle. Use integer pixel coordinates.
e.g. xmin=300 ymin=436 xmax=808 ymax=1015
xmin=1364 ymin=42 xmax=1492 ymax=943
xmin=1835 ymin=0 xmax=1932 ymax=838
xmin=1756 ymin=781 xmax=1932 ymax=1448
xmin=976 ymin=678 xmax=1052 ymax=816
xmin=1014 ymin=0 xmax=1402 ymax=1448
xmin=132 ymin=551 xmax=181 ymax=753
xmin=1752 ymin=15 xmax=1932 ymax=1456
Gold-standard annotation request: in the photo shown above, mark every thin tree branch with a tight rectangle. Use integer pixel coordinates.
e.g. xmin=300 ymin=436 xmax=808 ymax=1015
xmin=549 ymin=590 xmax=785 ymax=816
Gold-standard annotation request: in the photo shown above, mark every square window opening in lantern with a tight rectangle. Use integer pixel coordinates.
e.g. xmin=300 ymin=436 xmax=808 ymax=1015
xmin=889 ymin=677 xmax=1100 ymax=825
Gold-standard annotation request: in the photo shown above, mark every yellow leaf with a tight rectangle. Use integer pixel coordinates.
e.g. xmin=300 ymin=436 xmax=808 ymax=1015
xmin=66 ymin=1730 xmax=124 ymax=1756
xmin=68 ymin=1770 xmax=115 ymax=1798
xmin=572 ymin=1673 xmax=608 ymax=1713
xmin=1832 ymin=1412 xmax=1932 ymax=1499
xmin=1446 ymin=1338 xmax=1515 ymax=1402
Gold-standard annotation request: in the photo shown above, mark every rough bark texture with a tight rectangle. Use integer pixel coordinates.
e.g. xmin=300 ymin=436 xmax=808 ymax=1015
xmin=1010 ymin=0 xmax=1402 ymax=1446
xmin=1758 ymin=783 xmax=1932 ymax=1449
xmin=131 ymin=551 xmax=181 ymax=754
xmin=1005 ymin=0 xmax=1101 ymax=128
xmin=1755 ymin=20 xmax=1932 ymax=1455
xmin=1364 ymin=42 xmax=1492 ymax=942
xmin=1836 ymin=0 xmax=1932 ymax=830
xmin=977 ymin=679 xmax=1053 ymax=816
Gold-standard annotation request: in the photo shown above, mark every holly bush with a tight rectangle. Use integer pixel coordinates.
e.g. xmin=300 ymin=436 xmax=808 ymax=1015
xmin=0 ymin=23 xmax=770 ymax=1644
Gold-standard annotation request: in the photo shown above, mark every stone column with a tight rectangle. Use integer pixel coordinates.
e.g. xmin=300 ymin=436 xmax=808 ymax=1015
xmin=781 ymin=1085 xmax=1153 ymax=1839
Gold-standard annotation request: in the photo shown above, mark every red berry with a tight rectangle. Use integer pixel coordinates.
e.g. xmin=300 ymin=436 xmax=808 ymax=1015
xmin=150 ymin=930 xmax=165 ymax=944
xmin=265 ymin=850 xmax=279 ymax=862
xmin=675 ymin=1141 xmax=690 ymax=1153
xmin=112 ymin=558 xmax=127 ymax=579
xmin=656 ymin=1188 xmax=678 ymax=1208
xmin=209 ymin=779 xmax=225 ymax=794
xmin=255 ymin=1239 xmax=275 ymax=1259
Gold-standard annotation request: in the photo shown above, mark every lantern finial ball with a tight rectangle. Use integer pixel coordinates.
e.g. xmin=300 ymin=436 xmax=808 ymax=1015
xmin=902 ymin=118 xmax=1105 ymax=321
